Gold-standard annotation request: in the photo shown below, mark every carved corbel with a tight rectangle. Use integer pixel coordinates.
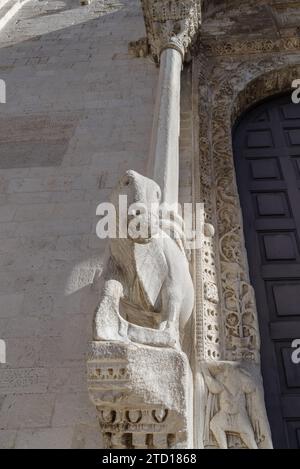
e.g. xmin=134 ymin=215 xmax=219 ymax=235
xmin=140 ymin=0 xmax=202 ymax=63
xmin=87 ymin=171 xmax=195 ymax=448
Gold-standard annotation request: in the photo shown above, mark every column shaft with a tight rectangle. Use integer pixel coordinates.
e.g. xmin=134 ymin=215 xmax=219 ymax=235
xmin=148 ymin=47 xmax=182 ymax=206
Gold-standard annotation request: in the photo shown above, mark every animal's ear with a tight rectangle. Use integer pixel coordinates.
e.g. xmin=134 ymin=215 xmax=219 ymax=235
xmin=134 ymin=242 xmax=168 ymax=308
xmin=120 ymin=172 xmax=132 ymax=187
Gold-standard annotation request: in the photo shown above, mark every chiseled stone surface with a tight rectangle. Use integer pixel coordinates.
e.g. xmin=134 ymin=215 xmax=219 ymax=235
xmin=0 ymin=430 xmax=17 ymax=449
xmin=0 ymin=0 xmax=157 ymax=448
xmin=15 ymin=427 xmax=74 ymax=449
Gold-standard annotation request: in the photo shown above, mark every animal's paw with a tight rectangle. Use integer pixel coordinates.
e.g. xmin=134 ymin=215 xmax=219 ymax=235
xmin=158 ymin=320 xmax=168 ymax=331
xmin=162 ymin=321 xmax=181 ymax=350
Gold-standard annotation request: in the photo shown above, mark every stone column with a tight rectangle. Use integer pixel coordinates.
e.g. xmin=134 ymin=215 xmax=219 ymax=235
xmin=148 ymin=45 xmax=182 ymax=205
xmin=142 ymin=0 xmax=202 ymax=205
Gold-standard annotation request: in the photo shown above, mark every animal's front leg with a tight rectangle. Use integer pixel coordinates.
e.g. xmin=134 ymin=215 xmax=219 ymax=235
xmin=164 ymin=321 xmax=181 ymax=349
xmin=159 ymin=287 xmax=181 ymax=347
xmin=93 ymin=279 xmax=128 ymax=341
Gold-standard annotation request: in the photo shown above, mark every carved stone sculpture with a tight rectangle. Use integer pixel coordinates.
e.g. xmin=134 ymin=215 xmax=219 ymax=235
xmin=93 ymin=170 xmax=194 ymax=349
xmin=202 ymin=362 xmax=272 ymax=449
xmin=88 ymin=170 xmax=195 ymax=448
xmin=141 ymin=0 xmax=202 ymax=62
xmin=87 ymin=341 xmax=193 ymax=449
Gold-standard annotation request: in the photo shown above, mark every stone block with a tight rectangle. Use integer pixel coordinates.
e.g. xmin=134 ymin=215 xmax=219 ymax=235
xmin=87 ymin=341 xmax=193 ymax=449
xmin=0 ymin=430 xmax=17 ymax=449
xmin=0 ymin=293 xmax=24 ymax=318
xmin=0 ymin=394 xmax=55 ymax=429
xmin=0 ymin=368 xmax=49 ymax=394
xmin=52 ymin=392 xmax=96 ymax=427
xmin=15 ymin=427 xmax=74 ymax=449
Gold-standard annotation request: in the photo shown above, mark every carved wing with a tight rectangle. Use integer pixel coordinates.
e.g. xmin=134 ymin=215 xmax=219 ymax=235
xmin=134 ymin=240 xmax=168 ymax=309
xmin=159 ymin=211 xmax=188 ymax=256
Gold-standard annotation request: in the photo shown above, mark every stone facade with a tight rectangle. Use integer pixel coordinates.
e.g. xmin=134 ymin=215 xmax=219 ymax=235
xmin=0 ymin=0 xmax=158 ymax=449
xmin=0 ymin=0 xmax=300 ymax=449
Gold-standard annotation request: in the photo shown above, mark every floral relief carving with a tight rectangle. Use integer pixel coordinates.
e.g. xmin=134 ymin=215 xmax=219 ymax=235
xmin=192 ymin=55 xmax=224 ymax=364
xmin=194 ymin=46 xmax=300 ymax=449
xmin=196 ymin=54 xmax=300 ymax=363
xmin=201 ymin=37 xmax=300 ymax=57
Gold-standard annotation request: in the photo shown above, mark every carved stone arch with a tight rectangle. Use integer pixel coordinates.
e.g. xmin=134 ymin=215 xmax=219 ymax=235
xmin=231 ymin=64 xmax=300 ymax=126
xmin=193 ymin=61 xmax=300 ymax=449
xmin=211 ymin=63 xmax=300 ymax=363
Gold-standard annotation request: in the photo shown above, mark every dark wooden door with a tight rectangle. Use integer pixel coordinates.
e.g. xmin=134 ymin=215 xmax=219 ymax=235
xmin=233 ymin=93 xmax=300 ymax=449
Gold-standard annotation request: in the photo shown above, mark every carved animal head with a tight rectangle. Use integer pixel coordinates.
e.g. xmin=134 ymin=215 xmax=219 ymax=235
xmin=112 ymin=170 xmax=161 ymax=207
xmin=110 ymin=170 xmax=161 ymax=243
xmin=110 ymin=170 xmax=189 ymax=255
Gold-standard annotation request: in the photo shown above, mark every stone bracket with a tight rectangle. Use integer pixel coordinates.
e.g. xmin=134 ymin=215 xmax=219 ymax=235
xmin=87 ymin=341 xmax=193 ymax=449
xmin=128 ymin=37 xmax=149 ymax=58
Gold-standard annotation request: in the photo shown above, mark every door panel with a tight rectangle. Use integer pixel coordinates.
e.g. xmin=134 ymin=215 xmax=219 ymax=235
xmin=233 ymin=93 xmax=300 ymax=449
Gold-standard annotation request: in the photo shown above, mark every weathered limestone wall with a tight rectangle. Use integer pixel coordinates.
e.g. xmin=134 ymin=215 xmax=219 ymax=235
xmin=0 ymin=0 xmax=158 ymax=448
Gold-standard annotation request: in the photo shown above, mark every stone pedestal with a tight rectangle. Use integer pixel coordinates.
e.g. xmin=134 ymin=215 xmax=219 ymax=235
xmin=87 ymin=341 xmax=193 ymax=449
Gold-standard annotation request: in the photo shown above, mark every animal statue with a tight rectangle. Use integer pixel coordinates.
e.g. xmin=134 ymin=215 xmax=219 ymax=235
xmin=93 ymin=170 xmax=194 ymax=349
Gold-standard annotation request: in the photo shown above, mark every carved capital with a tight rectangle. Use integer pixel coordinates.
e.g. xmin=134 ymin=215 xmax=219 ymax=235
xmin=141 ymin=0 xmax=202 ymax=63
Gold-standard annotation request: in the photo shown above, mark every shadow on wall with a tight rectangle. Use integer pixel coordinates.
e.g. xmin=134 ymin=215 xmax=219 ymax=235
xmin=0 ymin=0 xmax=126 ymax=45
xmin=0 ymin=0 xmax=157 ymax=449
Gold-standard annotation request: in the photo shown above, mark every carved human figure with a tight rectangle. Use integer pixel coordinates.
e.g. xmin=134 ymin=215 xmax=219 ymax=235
xmin=93 ymin=170 xmax=194 ymax=349
xmin=202 ymin=362 xmax=264 ymax=449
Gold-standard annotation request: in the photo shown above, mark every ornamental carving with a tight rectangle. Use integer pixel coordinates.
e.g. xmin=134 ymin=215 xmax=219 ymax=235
xmin=213 ymin=61 xmax=300 ymax=362
xmin=195 ymin=45 xmax=300 ymax=365
xmin=87 ymin=342 xmax=193 ymax=449
xmin=98 ymin=407 xmax=181 ymax=449
xmin=193 ymin=55 xmax=223 ymax=364
xmin=201 ymin=37 xmax=300 ymax=57
xmin=193 ymin=46 xmax=300 ymax=449
xmin=141 ymin=0 xmax=201 ymax=62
